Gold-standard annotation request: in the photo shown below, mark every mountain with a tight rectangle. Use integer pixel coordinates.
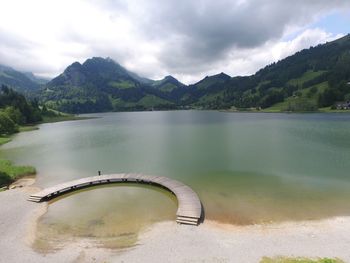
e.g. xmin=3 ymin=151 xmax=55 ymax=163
xmin=192 ymin=73 xmax=230 ymax=90
xmin=40 ymin=34 xmax=350 ymax=113
xmin=127 ymin=70 xmax=154 ymax=85
xmin=0 ymin=65 xmax=41 ymax=93
xmin=152 ymin=75 xmax=185 ymax=92
xmin=179 ymin=73 xmax=232 ymax=106
xmin=189 ymin=34 xmax=350 ymax=111
xmin=47 ymin=57 xmax=135 ymax=87
xmin=42 ymin=57 xmax=177 ymax=113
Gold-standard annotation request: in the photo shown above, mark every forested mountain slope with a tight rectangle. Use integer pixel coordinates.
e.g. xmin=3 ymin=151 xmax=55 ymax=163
xmin=36 ymin=34 xmax=350 ymax=113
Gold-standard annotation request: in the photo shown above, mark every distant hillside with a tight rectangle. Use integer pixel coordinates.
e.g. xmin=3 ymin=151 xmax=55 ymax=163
xmin=180 ymin=73 xmax=231 ymax=106
xmin=0 ymin=65 xmax=42 ymax=93
xmin=23 ymin=72 xmax=49 ymax=85
xmin=38 ymin=34 xmax=350 ymax=113
xmin=152 ymin=75 xmax=185 ymax=92
xmin=202 ymin=34 xmax=350 ymax=111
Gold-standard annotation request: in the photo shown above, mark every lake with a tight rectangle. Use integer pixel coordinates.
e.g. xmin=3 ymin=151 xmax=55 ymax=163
xmin=2 ymin=111 xmax=350 ymax=248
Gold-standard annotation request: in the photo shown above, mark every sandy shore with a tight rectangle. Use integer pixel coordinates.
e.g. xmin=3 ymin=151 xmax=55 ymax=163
xmin=0 ymin=183 xmax=113 ymax=263
xmin=1 ymin=183 xmax=350 ymax=262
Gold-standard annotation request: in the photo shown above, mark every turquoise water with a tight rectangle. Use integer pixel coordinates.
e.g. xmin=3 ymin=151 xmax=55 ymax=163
xmin=2 ymin=111 xmax=350 ymax=247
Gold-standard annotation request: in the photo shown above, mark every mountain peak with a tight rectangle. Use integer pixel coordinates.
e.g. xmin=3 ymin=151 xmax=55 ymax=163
xmin=83 ymin=57 xmax=114 ymax=66
xmin=66 ymin=61 xmax=82 ymax=70
xmin=83 ymin=56 xmax=121 ymax=65
xmin=151 ymin=75 xmax=184 ymax=91
xmin=211 ymin=72 xmax=230 ymax=80
xmin=218 ymin=72 xmax=230 ymax=77
xmin=193 ymin=72 xmax=231 ymax=90
xmin=158 ymin=75 xmax=184 ymax=86
xmin=81 ymin=57 xmax=131 ymax=79
xmin=48 ymin=56 xmax=139 ymax=89
xmin=164 ymin=75 xmax=176 ymax=80
xmin=63 ymin=62 xmax=83 ymax=76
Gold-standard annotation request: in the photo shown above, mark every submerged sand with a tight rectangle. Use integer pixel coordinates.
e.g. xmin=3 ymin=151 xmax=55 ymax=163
xmin=1 ymin=184 xmax=350 ymax=263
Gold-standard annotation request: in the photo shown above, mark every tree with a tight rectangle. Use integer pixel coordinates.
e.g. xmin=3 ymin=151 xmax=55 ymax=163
xmin=0 ymin=112 xmax=18 ymax=135
xmin=0 ymin=171 xmax=12 ymax=187
xmin=3 ymin=106 xmax=24 ymax=124
xmin=0 ymin=85 xmax=42 ymax=124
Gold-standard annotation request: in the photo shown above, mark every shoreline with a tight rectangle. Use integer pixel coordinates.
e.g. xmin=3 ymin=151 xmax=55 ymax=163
xmin=1 ymin=114 xmax=350 ymax=261
xmin=1 ymin=180 xmax=350 ymax=262
xmin=220 ymin=108 xmax=350 ymax=114
xmin=0 ymin=114 xmax=95 ymax=189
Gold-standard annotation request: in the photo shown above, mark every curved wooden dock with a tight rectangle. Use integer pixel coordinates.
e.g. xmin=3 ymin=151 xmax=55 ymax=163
xmin=28 ymin=173 xmax=202 ymax=225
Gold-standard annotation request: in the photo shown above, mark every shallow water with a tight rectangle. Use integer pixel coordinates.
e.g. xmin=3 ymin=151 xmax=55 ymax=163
xmin=2 ymin=111 xmax=350 ymax=248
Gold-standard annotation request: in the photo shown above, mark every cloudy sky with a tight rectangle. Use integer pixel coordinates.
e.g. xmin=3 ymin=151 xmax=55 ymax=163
xmin=0 ymin=0 xmax=349 ymax=84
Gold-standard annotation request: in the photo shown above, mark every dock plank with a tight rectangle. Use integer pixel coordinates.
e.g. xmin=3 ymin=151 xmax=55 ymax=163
xmin=29 ymin=173 xmax=202 ymax=225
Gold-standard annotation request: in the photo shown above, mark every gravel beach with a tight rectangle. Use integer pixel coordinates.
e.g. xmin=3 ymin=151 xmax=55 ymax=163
xmin=1 ymin=184 xmax=350 ymax=263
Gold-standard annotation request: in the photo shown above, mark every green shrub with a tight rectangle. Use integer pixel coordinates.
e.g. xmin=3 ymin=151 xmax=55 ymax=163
xmin=0 ymin=171 xmax=13 ymax=187
xmin=0 ymin=112 xmax=18 ymax=135
xmin=0 ymin=159 xmax=36 ymax=187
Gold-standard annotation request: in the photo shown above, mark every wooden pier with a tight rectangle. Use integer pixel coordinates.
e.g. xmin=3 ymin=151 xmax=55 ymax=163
xmin=28 ymin=173 xmax=202 ymax=225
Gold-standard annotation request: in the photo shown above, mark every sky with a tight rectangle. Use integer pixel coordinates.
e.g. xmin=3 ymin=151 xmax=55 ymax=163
xmin=0 ymin=0 xmax=349 ymax=84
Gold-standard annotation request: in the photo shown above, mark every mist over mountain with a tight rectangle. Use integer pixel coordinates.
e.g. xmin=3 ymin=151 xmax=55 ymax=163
xmin=0 ymin=65 xmax=44 ymax=94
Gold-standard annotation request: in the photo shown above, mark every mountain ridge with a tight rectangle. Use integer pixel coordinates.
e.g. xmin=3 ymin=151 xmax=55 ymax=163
xmin=42 ymin=32 xmax=350 ymax=113
xmin=4 ymin=34 xmax=350 ymax=113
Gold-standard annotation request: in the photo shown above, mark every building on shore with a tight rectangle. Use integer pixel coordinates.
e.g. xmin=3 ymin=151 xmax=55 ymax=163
xmin=335 ymin=101 xmax=350 ymax=110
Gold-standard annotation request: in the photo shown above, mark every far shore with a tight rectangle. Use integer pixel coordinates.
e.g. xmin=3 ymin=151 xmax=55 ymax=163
xmin=1 ymin=113 xmax=95 ymax=146
xmin=220 ymin=108 xmax=350 ymax=114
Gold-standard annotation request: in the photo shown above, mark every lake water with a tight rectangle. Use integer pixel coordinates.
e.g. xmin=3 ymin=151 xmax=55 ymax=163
xmin=2 ymin=111 xmax=350 ymax=249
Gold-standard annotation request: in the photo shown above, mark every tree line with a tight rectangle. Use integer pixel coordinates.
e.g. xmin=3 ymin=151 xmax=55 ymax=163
xmin=0 ymin=85 xmax=44 ymax=135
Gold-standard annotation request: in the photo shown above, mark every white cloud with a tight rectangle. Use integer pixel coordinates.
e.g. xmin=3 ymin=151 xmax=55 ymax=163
xmin=231 ymin=29 xmax=342 ymax=74
xmin=172 ymin=28 xmax=343 ymax=84
xmin=0 ymin=0 xmax=349 ymax=84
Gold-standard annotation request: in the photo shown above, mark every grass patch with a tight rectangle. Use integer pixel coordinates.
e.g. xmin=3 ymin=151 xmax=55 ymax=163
xmin=0 ymin=159 xmax=36 ymax=187
xmin=0 ymin=110 xmax=86 ymax=188
xmin=0 ymin=159 xmax=36 ymax=178
xmin=137 ymin=95 xmax=173 ymax=107
xmin=19 ymin=125 xmax=39 ymax=132
xmin=157 ymin=83 xmax=177 ymax=92
xmin=196 ymin=90 xmax=225 ymax=105
xmin=260 ymin=256 xmax=344 ymax=263
xmin=265 ymin=81 xmax=329 ymax=112
xmin=319 ymin=107 xmax=350 ymax=113
xmin=111 ymin=98 xmax=137 ymax=108
xmin=108 ymin=80 xmax=136 ymax=89
xmin=42 ymin=115 xmax=92 ymax=123
xmin=0 ymin=137 xmax=11 ymax=145
xmin=195 ymin=75 xmax=228 ymax=90
xmin=288 ymin=70 xmax=327 ymax=87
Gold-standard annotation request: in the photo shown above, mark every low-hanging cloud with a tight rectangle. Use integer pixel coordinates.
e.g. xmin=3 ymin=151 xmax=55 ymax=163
xmin=0 ymin=0 xmax=349 ymax=83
